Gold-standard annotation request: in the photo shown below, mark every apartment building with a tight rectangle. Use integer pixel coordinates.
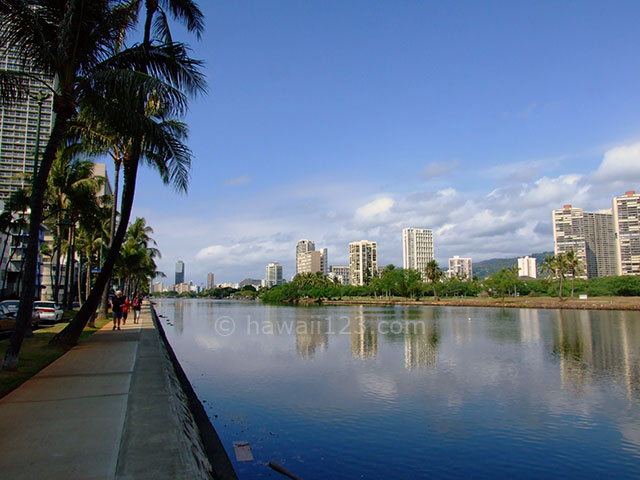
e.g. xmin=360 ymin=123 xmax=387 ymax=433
xmin=613 ymin=191 xmax=640 ymax=275
xmin=295 ymin=239 xmax=315 ymax=275
xmin=329 ymin=265 xmax=350 ymax=285
xmin=517 ymin=256 xmax=537 ymax=278
xmin=402 ymin=228 xmax=434 ymax=279
xmin=265 ymin=262 xmax=283 ymax=287
xmin=448 ymin=256 xmax=472 ymax=280
xmin=552 ymin=204 xmax=617 ymax=278
xmin=0 ymin=47 xmax=54 ymax=200
xmin=297 ymin=248 xmax=328 ymax=275
xmin=349 ymin=240 xmax=377 ymax=286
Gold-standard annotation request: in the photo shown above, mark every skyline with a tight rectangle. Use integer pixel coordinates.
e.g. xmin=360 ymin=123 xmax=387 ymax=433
xmin=116 ymin=1 xmax=640 ymax=284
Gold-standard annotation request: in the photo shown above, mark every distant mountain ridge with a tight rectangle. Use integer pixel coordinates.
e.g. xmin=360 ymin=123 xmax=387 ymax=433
xmin=472 ymin=252 xmax=552 ymax=279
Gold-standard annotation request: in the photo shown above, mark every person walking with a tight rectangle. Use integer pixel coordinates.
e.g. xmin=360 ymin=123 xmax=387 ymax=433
xmin=132 ymin=294 xmax=142 ymax=324
xmin=110 ymin=290 xmax=125 ymax=330
xmin=122 ymin=297 xmax=130 ymax=325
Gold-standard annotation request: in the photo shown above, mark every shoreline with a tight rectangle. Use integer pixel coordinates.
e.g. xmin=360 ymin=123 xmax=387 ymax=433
xmin=317 ymin=296 xmax=640 ymax=311
xmin=150 ymin=302 xmax=238 ymax=480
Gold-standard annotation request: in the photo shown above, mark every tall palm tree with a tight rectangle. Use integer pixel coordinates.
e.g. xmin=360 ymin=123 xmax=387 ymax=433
xmin=52 ymin=0 xmax=205 ymax=345
xmin=0 ymin=0 xmax=142 ymax=370
xmin=564 ymin=249 xmax=584 ymax=298
xmin=44 ymin=151 xmax=104 ymax=304
xmin=424 ymin=260 xmax=444 ymax=299
xmin=114 ymin=218 xmax=160 ymax=297
xmin=542 ymin=253 xmax=569 ymax=299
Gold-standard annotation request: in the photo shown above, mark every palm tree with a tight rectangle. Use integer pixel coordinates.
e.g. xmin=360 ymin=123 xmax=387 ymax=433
xmin=0 ymin=0 xmax=143 ymax=370
xmin=114 ymin=217 xmax=160 ymax=296
xmin=564 ymin=249 xmax=584 ymax=298
xmin=51 ymin=0 xmax=205 ymax=346
xmin=44 ymin=151 xmax=104 ymax=305
xmin=542 ymin=253 xmax=569 ymax=299
xmin=424 ymin=260 xmax=444 ymax=299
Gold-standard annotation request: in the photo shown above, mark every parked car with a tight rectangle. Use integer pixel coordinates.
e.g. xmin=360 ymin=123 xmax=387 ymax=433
xmin=33 ymin=301 xmax=64 ymax=323
xmin=0 ymin=300 xmax=19 ymax=315
xmin=0 ymin=301 xmax=39 ymax=331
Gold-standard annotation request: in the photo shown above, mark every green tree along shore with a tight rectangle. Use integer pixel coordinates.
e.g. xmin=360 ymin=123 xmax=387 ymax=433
xmin=152 ymin=266 xmax=640 ymax=305
xmin=258 ymin=268 xmax=640 ymax=304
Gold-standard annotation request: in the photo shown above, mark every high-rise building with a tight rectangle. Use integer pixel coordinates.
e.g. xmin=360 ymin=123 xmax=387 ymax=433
xmin=583 ymin=211 xmax=617 ymax=278
xmin=553 ymin=205 xmax=588 ymax=278
xmin=265 ymin=262 xmax=283 ymax=287
xmin=175 ymin=260 xmax=185 ymax=285
xmin=517 ymin=256 xmax=537 ymax=278
xmin=0 ymin=47 xmax=54 ymax=200
xmin=296 ymin=239 xmax=315 ymax=275
xmin=448 ymin=256 xmax=472 ymax=279
xmin=613 ymin=191 xmax=640 ymax=275
xmin=329 ymin=265 xmax=350 ymax=285
xmin=553 ymin=204 xmax=616 ymax=278
xmin=0 ymin=47 xmax=54 ymax=299
xmin=297 ymin=248 xmax=328 ymax=275
xmin=402 ymin=228 xmax=434 ymax=279
xmin=207 ymin=272 xmax=215 ymax=290
xmin=349 ymin=240 xmax=377 ymax=286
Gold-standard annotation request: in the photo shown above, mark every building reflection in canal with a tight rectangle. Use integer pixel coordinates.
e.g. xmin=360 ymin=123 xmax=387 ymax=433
xmin=553 ymin=309 xmax=640 ymax=397
xmin=350 ymin=306 xmax=379 ymax=359
xmin=295 ymin=313 xmax=328 ymax=358
xmin=403 ymin=308 xmax=439 ymax=370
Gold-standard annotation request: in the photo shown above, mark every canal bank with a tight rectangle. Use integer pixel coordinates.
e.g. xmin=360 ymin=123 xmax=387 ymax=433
xmin=0 ymin=302 xmax=237 ymax=480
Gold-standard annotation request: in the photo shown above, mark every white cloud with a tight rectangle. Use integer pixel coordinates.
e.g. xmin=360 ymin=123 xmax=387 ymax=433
xmin=222 ymin=175 xmax=251 ymax=186
xmin=422 ymin=160 xmax=460 ymax=180
xmin=593 ymin=142 xmax=640 ymax=182
xmin=355 ymin=197 xmax=394 ymax=220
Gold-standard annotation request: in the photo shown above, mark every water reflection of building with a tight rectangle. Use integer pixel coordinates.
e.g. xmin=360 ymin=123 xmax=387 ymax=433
xmin=264 ymin=305 xmax=288 ymax=335
xmin=519 ymin=309 xmax=541 ymax=344
xmin=553 ymin=310 xmax=640 ymax=397
xmin=404 ymin=320 xmax=438 ymax=370
xmin=351 ymin=317 xmax=378 ymax=359
xmin=296 ymin=318 xmax=328 ymax=358
xmin=172 ymin=299 xmax=185 ymax=335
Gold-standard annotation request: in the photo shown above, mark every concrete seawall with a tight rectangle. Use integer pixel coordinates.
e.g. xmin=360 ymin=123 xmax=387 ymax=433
xmin=149 ymin=302 xmax=238 ymax=480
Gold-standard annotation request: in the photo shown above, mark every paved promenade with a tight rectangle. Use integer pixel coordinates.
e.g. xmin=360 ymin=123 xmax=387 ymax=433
xmin=0 ymin=303 xmax=230 ymax=480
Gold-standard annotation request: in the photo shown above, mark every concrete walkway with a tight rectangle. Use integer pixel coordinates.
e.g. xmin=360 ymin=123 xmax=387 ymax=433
xmin=0 ymin=303 xmax=221 ymax=480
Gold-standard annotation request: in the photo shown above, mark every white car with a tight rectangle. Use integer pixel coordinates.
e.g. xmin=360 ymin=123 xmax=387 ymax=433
xmin=33 ymin=301 xmax=64 ymax=323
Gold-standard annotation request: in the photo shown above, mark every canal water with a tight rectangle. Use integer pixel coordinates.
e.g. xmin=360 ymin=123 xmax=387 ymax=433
xmin=153 ymin=299 xmax=640 ymax=479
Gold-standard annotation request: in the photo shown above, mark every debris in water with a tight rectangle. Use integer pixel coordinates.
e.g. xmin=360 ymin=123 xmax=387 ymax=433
xmin=233 ymin=441 xmax=254 ymax=462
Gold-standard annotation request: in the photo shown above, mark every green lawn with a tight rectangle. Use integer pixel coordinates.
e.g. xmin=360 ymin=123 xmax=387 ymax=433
xmin=0 ymin=314 xmax=110 ymax=398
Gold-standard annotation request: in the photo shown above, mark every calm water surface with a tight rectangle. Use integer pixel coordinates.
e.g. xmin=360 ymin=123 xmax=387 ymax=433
xmin=154 ymin=299 xmax=640 ymax=479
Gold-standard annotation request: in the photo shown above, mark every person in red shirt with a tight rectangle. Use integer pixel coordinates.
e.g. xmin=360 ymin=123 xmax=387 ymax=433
xmin=122 ymin=297 xmax=130 ymax=325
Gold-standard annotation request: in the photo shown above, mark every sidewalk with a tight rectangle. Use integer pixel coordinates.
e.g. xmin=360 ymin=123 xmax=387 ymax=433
xmin=0 ymin=303 xmax=221 ymax=480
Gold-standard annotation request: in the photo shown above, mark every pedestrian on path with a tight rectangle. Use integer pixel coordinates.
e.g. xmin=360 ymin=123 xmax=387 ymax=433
xmin=132 ymin=294 xmax=142 ymax=324
xmin=110 ymin=290 xmax=125 ymax=330
xmin=122 ymin=297 xmax=130 ymax=325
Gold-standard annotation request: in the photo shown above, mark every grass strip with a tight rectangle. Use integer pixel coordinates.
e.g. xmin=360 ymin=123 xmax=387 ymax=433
xmin=0 ymin=314 xmax=111 ymax=398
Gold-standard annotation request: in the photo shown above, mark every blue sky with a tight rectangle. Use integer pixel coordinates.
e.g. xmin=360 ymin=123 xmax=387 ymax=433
xmin=125 ymin=1 xmax=640 ymax=285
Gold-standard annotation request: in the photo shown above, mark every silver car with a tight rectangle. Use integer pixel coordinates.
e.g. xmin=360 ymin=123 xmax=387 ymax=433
xmin=33 ymin=301 xmax=64 ymax=323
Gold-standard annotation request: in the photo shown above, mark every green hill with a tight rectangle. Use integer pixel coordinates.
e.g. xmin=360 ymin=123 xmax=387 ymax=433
xmin=472 ymin=252 xmax=552 ymax=279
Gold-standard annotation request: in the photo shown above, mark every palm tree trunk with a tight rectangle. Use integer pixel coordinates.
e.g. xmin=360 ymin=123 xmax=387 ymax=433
xmin=54 ymin=225 xmax=62 ymax=303
xmin=77 ymin=254 xmax=82 ymax=307
xmin=51 ymin=155 xmax=140 ymax=345
xmin=2 ymin=113 xmax=70 ymax=370
xmin=0 ymin=230 xmax=10 ymax=297
xmin=2 ymin=238 xmax=16 ymax=295
xmin=100 ymin=163 xmax=120 ymax=317
xmin=62 ymin=227 xmax=72 ymax=309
